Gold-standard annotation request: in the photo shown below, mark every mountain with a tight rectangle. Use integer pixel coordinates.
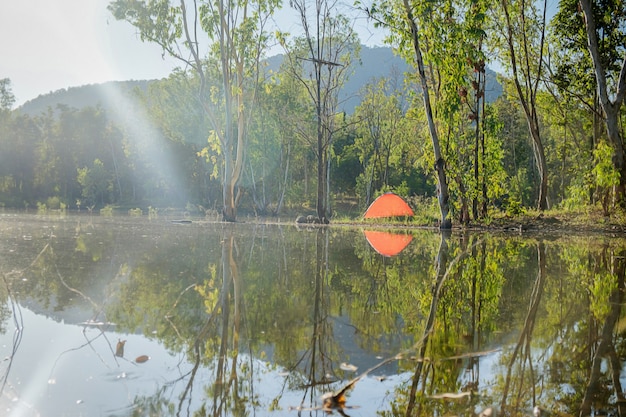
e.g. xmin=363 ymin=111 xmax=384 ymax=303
xmin=18 ymin=46 xmax=502 ymax=117
xmin=19 ymin=80 xmax=151 ymax=117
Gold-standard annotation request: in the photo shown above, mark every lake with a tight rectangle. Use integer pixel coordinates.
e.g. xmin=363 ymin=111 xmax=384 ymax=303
xmin=0 ymin=212 xmax=623 ymax=416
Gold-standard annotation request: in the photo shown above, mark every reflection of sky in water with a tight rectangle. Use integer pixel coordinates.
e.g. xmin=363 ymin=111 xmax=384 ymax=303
xmin=0 ymin=306 xmax=177 ymax=416
xmin=0 ymin=305 xmax=403 ymax=416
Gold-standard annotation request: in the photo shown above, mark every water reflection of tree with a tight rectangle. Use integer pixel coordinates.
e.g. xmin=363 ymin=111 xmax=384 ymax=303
xmin=384 ymin=234 xmax=509 ymax=416
xmin=178 ymin=225 xmax=247 ymax=417
xmin=402 ymin=233 xmax=497 ymax=416
xmin=292 ymin=228 xmax=337 ymax=408
xmin=402 ymin=231 xmax=447 ymax=415
xmin=579 ymin=248 xmax=625 ymax=417
xmin=348 ymin=229 xmax=438 ymax=354
xmin=500 ymin=240 xmax=546 ymax=412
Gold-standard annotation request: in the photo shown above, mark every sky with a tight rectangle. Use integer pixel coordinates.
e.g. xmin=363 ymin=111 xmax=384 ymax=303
xmin=0 ymin=0 xmax=178 ymax=106
xmin=0 ymin=0 xmax=384 ymax=107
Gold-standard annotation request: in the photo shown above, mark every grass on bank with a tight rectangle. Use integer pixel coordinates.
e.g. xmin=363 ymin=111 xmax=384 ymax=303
xmin=21 ymin=193 xmax=626 ymax=232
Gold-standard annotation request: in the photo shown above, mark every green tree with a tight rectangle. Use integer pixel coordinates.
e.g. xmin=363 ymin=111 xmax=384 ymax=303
xmin=490 ymin=94 xmax=533 ymax=209
xmin=394 ymin=0 xmax=452 ymax=228
xmin=243 ymin=71 xmax=309 ymax=214
xmin=0 ymin=79 xmax=19 ymax=205
xmin=138 ymin=73 xmax=221 ymax=206
xmin=278 ymin=4 xmax=360 ymax=223
xmin=0 ymin=114 xmax=39 ymax=206
xmin=353 ymin=78 xmax=405 ymax=206
xmin=77 ymin=159 xmax=110 ymax=207
xmin=364 ymin=0 xmax=489 ymax=228
xmin=491 ymin=0 xmax=550 ymax=210
xmin=578 ymin=0 xmax=626 ymax=207
xmin=348 ymin=77 xmax=433 ymax=206
xmin=109 ymin=0 xmax=280 ymax=221
xmin=0 ymin=78 xmax=15 ymax=112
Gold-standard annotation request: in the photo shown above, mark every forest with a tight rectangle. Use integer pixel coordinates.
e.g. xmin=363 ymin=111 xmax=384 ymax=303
xmin=0 ymin=0 xmax=624 ymax=226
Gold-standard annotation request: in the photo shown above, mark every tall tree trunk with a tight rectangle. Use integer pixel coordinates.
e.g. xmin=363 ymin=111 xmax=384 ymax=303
xmin=500 ymin=0 xmax=550 ymax=210
xmin=223 ymin=182 xmax=238 ymax=221
xmin=473 ymin=98 xmax=480 ymax=220
xmin=316 ymin=99 xmax=328 ymax=222
xmin=402 ymin=0 xmax=452 ymax=229
xmin=529 ymin=121 xmax=549 ymax=209
xmin=480 ymin=68 xmax=488 ymax=217
xmin=581 ymin=0 xmax=626 ymax=205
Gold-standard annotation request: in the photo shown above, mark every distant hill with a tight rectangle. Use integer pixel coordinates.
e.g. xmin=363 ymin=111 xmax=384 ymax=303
xmin=19 ymin=46 xmax=501 ymax=117
xmin=19 ymin=80 xmax=151 ymax=117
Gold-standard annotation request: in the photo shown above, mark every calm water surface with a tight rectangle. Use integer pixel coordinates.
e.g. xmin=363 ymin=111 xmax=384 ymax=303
xmin=0 ymin=212 xmax=624 ymax=416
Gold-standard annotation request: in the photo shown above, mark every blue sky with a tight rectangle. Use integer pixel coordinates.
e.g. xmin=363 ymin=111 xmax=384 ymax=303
xmin=0 ymin=0 xmax=384 ymax=106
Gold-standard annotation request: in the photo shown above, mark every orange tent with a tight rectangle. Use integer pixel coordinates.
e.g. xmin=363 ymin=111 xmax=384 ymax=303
xmin=364 ymin=230 xmax=413 ymax=257
xmin=363 ymin=193 xmax=414 ymax=219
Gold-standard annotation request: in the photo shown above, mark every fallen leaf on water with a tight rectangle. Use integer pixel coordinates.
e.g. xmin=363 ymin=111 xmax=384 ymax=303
xmin=115 ymin=339 xmax=126 ymax=357
xmin=339 ymin=362 xmax=357 ymax=372
xmin=430 ymin=391 xmax=471 ymax=399
xmin=135 ymin=355 xmax=150 ymax=363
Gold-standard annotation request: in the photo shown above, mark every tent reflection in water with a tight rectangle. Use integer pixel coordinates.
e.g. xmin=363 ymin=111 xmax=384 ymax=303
xmin=363 ymin=192 xmax=414 ymax=219
xmin=364 ymin=230 xmax=413 ymax=257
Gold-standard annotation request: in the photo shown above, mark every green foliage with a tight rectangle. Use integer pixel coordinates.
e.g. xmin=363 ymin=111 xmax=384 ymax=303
xmin=0 ymin=78 xmax=15 ymax=111
xmin=593 ymin=141 xmax=620 ymax=189
xmin=550 ymin=0 xmax=626 ymax=99
xmin=406 ymin=195 xmax=441 ymax=224
xmin=589 ymin=271 xmax=617 ymax=321
xmin=45 ymin=196 xmax=62 ymax=210
xmin=561 ymin=163 xmax=595 ymax=211
xmin=77 ymin=159 xmax=110 ymax=208
xmin=100 ymin=205 xmax=114 ymax=216
xmin=128 ymin=207 xmax=143 ymax=216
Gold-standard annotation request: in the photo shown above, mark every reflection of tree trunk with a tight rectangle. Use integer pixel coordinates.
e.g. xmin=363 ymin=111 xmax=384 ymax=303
xmin=466 ymin=240 xmax=484 ymax=384
xmin=212 ymin=232 xmax=233 ymax=414
xmin=311 ymin=229 xmax=325 ymax=398
xmin=176 ymin=226 xmax=242 ymax=417
xmin=296 ymin=228 xmax=333 ymax=407
xmin=501 ymin=241 xmax=545 ymax=411
xmin=212 ymin=227 xmax=242 ymax=416
xmin=405 ymin=231 xmax=449 ymax=417
xmin=579 ymin=251 xmax=625 ymax=417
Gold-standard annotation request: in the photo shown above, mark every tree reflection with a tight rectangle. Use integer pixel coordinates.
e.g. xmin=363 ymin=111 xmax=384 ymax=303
xmin=5 ymin=216 xmax=626 ymax=416
xmin=405 ymin=231 xmax=450 ymax=416
xmin=500 ymin=240 xmax=546 ymax=412
xmin=289 ymin=228 xmax=337 ymax=409
xmin=177 ymin=225 xmax=247 ymax=417
xmin=579 ymin=247 xmax=625 ymax=417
